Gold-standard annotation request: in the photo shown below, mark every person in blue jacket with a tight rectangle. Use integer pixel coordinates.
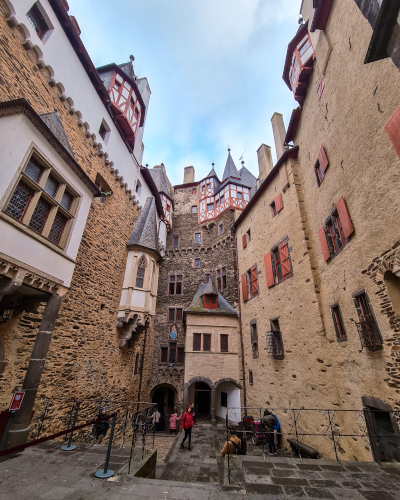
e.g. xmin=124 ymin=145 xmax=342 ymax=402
xmin=273 ymin=414 xmax=281 ymax=448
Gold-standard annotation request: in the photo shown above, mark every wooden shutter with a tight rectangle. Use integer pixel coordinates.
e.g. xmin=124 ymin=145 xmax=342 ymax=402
xmin=385 ymin=104 xmax=400 ymax=159
xmin=242 ymin=234 xmax=247 ymax=248
xmin=336 ymin=196 xmax=353 ymax=239
xmin=318 ymin=145 xmax=329 ymax=173
xmin=264 ymin=252 xmax=274 ymax=287
xmin=241 ymin=273 xmax=248 ymax=301
xmin=275 ymin=193 xmax=283 ymax=213
xmin=251 ymin=265 xmax=258 ymax=296
xmin=279 ymin=241 xmax=292 ymax=278
xmin=318 ymin=226 xmax=331 ymax=261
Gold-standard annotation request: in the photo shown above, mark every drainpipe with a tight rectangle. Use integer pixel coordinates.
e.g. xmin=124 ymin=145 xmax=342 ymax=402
xmin=234 ymin=229 xmax=247 ymax=415
xmin=136 ymin=320 xmax=149 ymax=411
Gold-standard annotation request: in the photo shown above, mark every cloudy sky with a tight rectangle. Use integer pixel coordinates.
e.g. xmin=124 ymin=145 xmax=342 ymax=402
xmin=68 ymin=0 xmax=301 ymax=185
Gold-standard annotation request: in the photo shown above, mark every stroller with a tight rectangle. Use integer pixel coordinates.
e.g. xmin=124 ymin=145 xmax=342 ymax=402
xmin=251 ymin=420 xmax=268 ymax=445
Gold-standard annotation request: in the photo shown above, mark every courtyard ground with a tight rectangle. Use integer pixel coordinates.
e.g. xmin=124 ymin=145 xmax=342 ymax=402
xmin=0 ymin=422 xmax=399 ymax=499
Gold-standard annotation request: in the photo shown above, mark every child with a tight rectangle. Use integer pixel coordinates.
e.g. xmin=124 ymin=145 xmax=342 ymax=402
xmin=169 ymin=412 xmax=181 ymax=435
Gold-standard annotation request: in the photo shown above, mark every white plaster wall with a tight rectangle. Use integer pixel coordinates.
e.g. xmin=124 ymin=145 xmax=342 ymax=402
xmin=121 ymin=251 xmax=135 ymax=288
xmin=216 ymin=382 xmax=241 ymax=422
xmin=7 ymin=0 xmax=152 ymax=208
xmin=0 ymin=114 xmax=93 ymax=286
xmin=130 ymin=289 xmax=145 ymax=308
xmin=158 ymin=220 xmax=167 ymax=249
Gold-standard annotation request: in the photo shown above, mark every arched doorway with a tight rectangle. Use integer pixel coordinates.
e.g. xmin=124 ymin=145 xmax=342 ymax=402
xmin=194 ymin=382 xmax=211 ymax=416
xmin=215 ymin=379 xmax=242 ymax=423
xmin=151 ymin=384 xmax=178 ymax=431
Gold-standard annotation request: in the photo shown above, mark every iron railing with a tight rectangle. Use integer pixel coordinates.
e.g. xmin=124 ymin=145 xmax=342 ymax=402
xmin=225 ymin=406 xmax=400 ymax=487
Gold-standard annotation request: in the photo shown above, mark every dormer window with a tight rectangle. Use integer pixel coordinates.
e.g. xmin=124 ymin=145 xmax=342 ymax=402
xmin=204 ymin=294 xmax=218 ymax=309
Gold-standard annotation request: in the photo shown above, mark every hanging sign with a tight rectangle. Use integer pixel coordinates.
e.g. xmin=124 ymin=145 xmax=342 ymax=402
xmin=9 ymin=391 xmax=25 ymax=411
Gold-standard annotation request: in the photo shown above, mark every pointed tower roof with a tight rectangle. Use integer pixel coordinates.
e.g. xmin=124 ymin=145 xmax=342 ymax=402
xmin=185 ymin=282 xmax=237 ymax=316
xmin=127 ymin=197 xmax=159 ymax=254
xmin=238 ymin=162 xmax=257 ymax=197
xmin=222 ymin=149 xmax=240 ymax=182
xmin=148 ymin=165 xmax=172 ymax=198
xmin=119 ymin=55 xmax=136 ymax=82
xmin=206 ymin=162 xmax=218 ymax=178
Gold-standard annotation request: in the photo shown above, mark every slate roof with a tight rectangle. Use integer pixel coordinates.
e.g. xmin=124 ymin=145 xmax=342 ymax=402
xmin=185 ymin=282 xmax=237 ymax=316
xmin=127 ymin=197 xmax=159 ymax=253
xmin=221 ymin=150 xmax=240 ymax=182
xmin=40 ymin=112 xmax=75 ymax=158
xmin=148 ymin=167 xmax=172 ymax=198
xmin=239 ymin=164 xmax=257 ymax=197
xmin=119 ymin=60 xmax=136 ymax=81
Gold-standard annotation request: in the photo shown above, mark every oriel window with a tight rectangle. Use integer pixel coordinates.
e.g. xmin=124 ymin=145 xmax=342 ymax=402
xmin=135 ymin=256 xmax=146 ymax=288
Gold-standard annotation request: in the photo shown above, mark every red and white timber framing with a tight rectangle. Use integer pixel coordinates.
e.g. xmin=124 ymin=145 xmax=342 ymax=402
xmin=161 ymin=193 xmax=172 ymax=231
xmin=108 ymin=71 xmax=141 ymax=147
xmin=199 ymin=177 xmax=250 ymax=224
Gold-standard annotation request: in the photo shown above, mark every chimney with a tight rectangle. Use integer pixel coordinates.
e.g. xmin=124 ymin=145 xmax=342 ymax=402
xmin=257 ymin=144 xmax=274 ymax=183
xmin=184 ymin=166 xmax=195 ymax=184
xmin=271 ymin=112 xmax=289 ymax=160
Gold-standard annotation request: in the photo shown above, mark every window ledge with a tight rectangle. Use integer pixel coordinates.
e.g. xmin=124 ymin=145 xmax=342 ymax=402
xmin=0 ymin=212 xmax=76 ymax=263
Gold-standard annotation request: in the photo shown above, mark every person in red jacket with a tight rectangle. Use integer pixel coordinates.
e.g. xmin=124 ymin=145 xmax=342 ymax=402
xmin=180 ymin=406 xmax=194 ymax=451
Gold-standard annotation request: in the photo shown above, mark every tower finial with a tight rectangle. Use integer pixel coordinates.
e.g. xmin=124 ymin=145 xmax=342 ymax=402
xmin=130 ymin=55 xmax=135 ymax=62
xmin=228 ymin=145 xmax=231 ymax=152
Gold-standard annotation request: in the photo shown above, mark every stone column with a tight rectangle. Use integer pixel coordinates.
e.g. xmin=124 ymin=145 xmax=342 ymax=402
xmin=5 ymin=293 xmax=62 ymax=449
xmin=211 ymin=388 xmax=216 ymax=423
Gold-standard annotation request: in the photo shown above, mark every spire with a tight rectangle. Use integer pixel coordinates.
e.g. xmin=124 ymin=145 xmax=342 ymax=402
xmin=206 ymin=162 xmax=217 ymax=178
xmin=222 ymin=149 xmax=240 ymax=182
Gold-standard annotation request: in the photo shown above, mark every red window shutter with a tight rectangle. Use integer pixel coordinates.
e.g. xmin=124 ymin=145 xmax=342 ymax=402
xmin=264 ymin=253 xmax=274 ymax=288
xmin=318 ymin=145 xmax=329 ymax=173
xmin=279 ymin=242 xmax=292 ymax=278
xmin=251 ymin=265 xmax=258 ymax=296
xmin=336 ymin=196 xmax=354 ymax=239
xmin=242 ymin=234 xmax=247 ymax=248
xmin=241 ymin=273 xmax=248 ymax=301
xmin=275 ymin=193 xmax=283 ymax=213
xmin=318 ymin=226 xmax=331 ymax=261
xmin=385 ymin=105 xmax=400 ymax=159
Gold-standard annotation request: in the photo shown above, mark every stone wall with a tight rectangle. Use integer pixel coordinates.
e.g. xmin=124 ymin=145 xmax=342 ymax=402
xmin=148 ymin=184 xmax=239 ymax=413
xmin=0 ymin=10 xmax=143 ymax=417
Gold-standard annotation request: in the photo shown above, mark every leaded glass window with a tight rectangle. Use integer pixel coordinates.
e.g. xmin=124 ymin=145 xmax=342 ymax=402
xmin=48 ymin=211 xmax=67 ymax=245
xmin=60 ymin=190 xmax=73 ymax=211
xmin=29 ymin=196 xmax=51 ymax=233
xmin=24 ymin=159 xmax=43 ymax=183
xmin=44 ymin=175 xmax=59 ymax=198
xmin=4 ymin=182 xmax=33 ymax=220
xmin=135 ymin=256 xmax=146 ymax=288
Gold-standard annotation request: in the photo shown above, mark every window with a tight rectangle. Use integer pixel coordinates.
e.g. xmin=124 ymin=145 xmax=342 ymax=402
xmin=219 ymin=224 xmax=224 ymax=235
xmin=249 ymin=370 xmax=253 ymax=386
xmin=99 ymin=119 xmax=111 ymax=144
xmin=319 ymin=198 xmax=353 ymax=262
xmin=114 ymin=80 xmax=121 ymax=92
xmin=250 ymin=321 xmax=259 ymax=359
xmin=160 ymin=347 xmax=168 ymax=363
xmin=195 ymin=233 xmax=201 ymax=244
xmin=266 ymin=319 xmax=284 ymax=360
xmin=220 ymin=334 xmax=228 ymax=352
xmin=134 ymin=352 xmax=141 ymax=374
xmin=207 ymin=202 xmax=214 ymax=210
xmin=203 ymin=334 xmax=211 ymax=351
xmin=169 ymin=274 xmax=183 ymax=295
xmin=95 ymin=173 xmax=112 ymax=205
xmin=177 ymin=347 xmax=185 ymax=364
xmin=169 ymin=343 xmax=176 ymax=364
xmin=202 ymin=185 xmax=205 ymax=192
xmin=27 ymin=2 xmax=52 ymax=41
xmin=271 ymin=194 xmax=283 ymax=217
xmin=194 ymin=258 xmax=200 ymax=268
xmin=168 ymin=308 xmax=183 ymax=322
xmin=272 ymin=241 xmax=292 ymax=283
xmin=299 ymin=37 xmax=311 ymax=56
xmin=192 ymin=188 xmax=196 ymax=195
xmin=135 ymin=256 xmax=146 ymax=288
xmin=331 ymin=304 xmax=347 ymax=342
xmin=191 ymin=206 xmax=197 ymax=214
xmin=204 ymin=294 xmax=218 ymax=309
xmin=4 ymin=154 xmax=78 ymax=248
xmin=193 ymin=334 xmax=201 ymax=351
xmin=246 ymin=229 xmax=251 ymax=242
xmin=136 ymin=179 xmax=142 ymax=197
xmin=205 ymin=274 xmax=211 ymax=283
xmin=246 ymin=265 xmax=259 ymax=299
xmin=206 ymin=183 xmax=211 ymax=189
xmin=353 ymin=291 xmax=383 ymax=351
xmin=237 ymin=191 xmax=243 ymax=200
xmin=221 ymin=392 xmax=228 ymax=407
xmin=172 ymin=236 xmax=179 ymax=248
xmin=317 ymin=76 xmax=325 ymax=99
xmin=314 ymin=145 xmax=329 ymax=186
xmin=216 ymin=267 xmax=227 ymax=291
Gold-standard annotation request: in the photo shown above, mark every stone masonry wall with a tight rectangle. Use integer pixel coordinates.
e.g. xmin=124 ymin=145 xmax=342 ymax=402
xmin=148 ymin=184 xmax=239 ymax=413
xmin=0 ymin=10 xmax=143 ymax=423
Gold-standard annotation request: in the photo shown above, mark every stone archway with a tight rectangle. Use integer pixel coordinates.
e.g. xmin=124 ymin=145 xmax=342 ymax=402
xmin=214 ymin=378 xmax=242 ymax=423
xmin=150 ymin=383 xmax=179 ymax=431
xmin=184 ymin=376 xmax=214 ymax=420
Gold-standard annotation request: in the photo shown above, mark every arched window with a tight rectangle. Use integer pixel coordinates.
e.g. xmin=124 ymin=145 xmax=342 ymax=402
xmin=384 ymin=270 xmax=400 ymax=314
xmin=136 ymin=256 xmax=146 ymax=288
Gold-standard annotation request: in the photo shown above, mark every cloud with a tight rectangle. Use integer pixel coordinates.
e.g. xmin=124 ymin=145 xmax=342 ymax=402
xmin=68 ymin=0 xmax=301 ymax=185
